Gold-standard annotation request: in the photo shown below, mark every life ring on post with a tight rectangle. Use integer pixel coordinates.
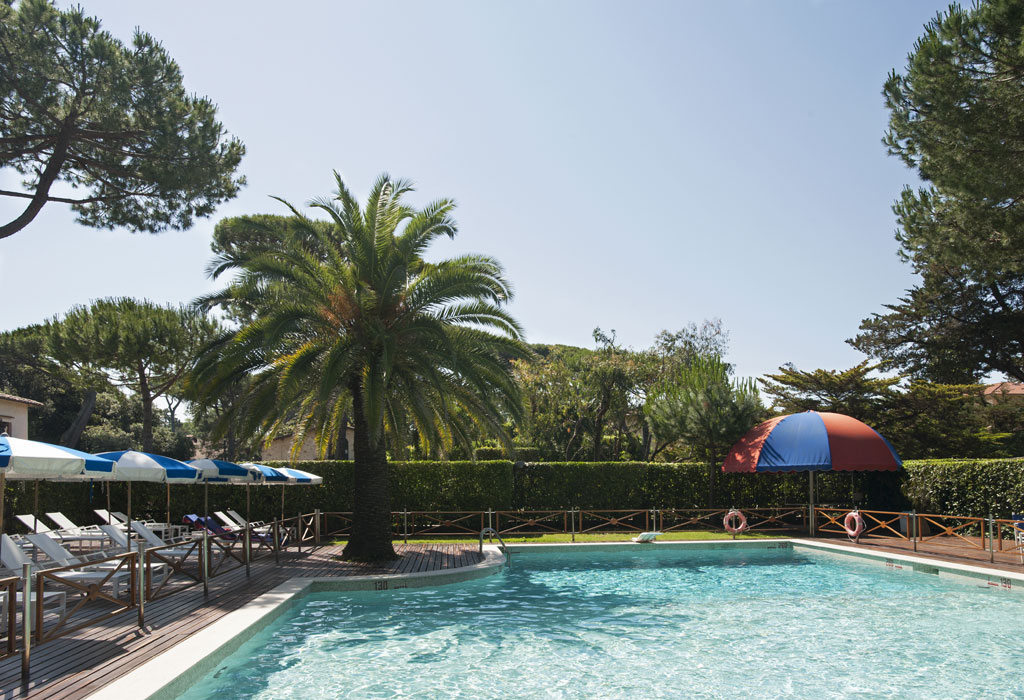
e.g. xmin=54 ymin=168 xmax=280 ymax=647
xmin=844 ymin=510 xmax=865 ymax=540
xmin=724 ymin=509 xmax=748 ymax=535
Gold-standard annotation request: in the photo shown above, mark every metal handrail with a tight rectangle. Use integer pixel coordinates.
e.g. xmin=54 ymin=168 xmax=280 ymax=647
xmin=479 ymin=528 xmax=510 ymax=566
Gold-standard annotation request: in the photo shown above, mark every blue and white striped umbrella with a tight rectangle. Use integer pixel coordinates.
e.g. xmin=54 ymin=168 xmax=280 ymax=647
xmin=188 ymin=459 xmax=261 ymax=484
xmin=276 ymin=467 xmax=323 ymax=485
xmin=0 ymin=436 xmax=116 ymax=479
xmin=242 ymin=463 xmax=290 ymax=483
xmin=241 ymin=463 xmax=322 ymax=522
xmin=96 ymin=451 xmax=199 ymax=483
xmin=242 ymin=463 xmax=322 ymax=485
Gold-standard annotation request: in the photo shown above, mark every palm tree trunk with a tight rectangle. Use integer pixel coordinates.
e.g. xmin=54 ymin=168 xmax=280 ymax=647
xmin=341 ymin=381 xmax=397 ymax=561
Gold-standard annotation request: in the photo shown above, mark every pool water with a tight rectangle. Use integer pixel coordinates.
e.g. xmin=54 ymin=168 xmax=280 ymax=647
xmin=177 ymin=546 xmax=1024 ymax=699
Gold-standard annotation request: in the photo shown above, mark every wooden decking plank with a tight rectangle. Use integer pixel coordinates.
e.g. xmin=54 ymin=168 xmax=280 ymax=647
xmin=0 ymin=544 xmax=482 ymax=699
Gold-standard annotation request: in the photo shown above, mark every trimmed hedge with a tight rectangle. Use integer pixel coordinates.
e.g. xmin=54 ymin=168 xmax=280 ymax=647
xmin=6 ymin=457 xmax=1023 ymax=534
xmin=902 ymin=458 xmax=1024 ymax=518
xmin=473 ymin=446 xmax=544 ymax=462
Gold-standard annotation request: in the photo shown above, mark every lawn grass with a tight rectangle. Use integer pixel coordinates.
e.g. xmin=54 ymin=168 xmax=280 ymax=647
xmin=330 ymin=530 xmax=790 ymax=546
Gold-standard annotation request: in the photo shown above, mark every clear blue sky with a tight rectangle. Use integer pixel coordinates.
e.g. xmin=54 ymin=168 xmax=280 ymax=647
xmin=0 ymin=0 xmax=951 ymax=381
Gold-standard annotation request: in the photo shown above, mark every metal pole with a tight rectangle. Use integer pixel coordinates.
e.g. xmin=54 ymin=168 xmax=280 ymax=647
xmin=245 ymin=524 xmax=251 ymax=577
xmin=912 ymin=510 xmax=918 ymax=552
xmin=165 ymin=483 xmax=170 ymax=529
xmin=989 ymin=515 xmax=995 ymax=563
xmin=403 ymin=510 xmax=408 ymax=544
xmin=808 ymin=471 xmax=816 ymax=537
xmin=21 ymin=562 xmax=30 ymax=692
xmin=315 ymin=508 xmax=321 ymax=546
xmin=202 ymin=528 xmax=209 ymax=596
xmin=296 ymin=511 xmax=302 ymax=553
xmin=0 ymin=471 xmax=6 ymax=535
xmin=571 ymin=508 xmax=576 ymax=543
xmin=137 ymin=542 xmax=145 ymax=628
xmin=33 ymin=482 xmax=38 ymax=532
xmin=273 ymin=519 xmax=280 ymax=565
xmin=126 ymin=481 xmax=132 ymax=543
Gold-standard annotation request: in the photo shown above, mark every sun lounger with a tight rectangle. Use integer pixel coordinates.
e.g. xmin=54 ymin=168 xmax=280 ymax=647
xmin=130 ymin=522 xmax=197 ymax=555
xmin=213 ymin=512 xmax=241 ymax=531
xmin=15 ymin=515 xmax=51 ymax=534
xmin=631 ymin=532 xmax=662 ymax=543
xmin=26 ymin=533 xmax=122 ymax=570
xmin=17 ymin=514 xmax=106 ymax=547
xmin=0 ymin=566 xmax=66 ymax=632
xmin=226 ymin=509 xmax=267 ymax=530
xmin=4 ymin=534 xmax=131 ymax=599
xmin=46 ymin=512 xmax=103 ymax=535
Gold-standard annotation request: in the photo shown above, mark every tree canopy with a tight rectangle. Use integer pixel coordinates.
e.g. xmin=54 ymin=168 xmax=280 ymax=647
xmin=47 ymin=297 xmax=218 ymax=452
xmin=856 ymin=0 xmax=1024 ymax=381
xmin=645 ymin=355 xmax=762 ymax=505
xmin=192 ymin=173 xmax=529 ymax=560
xmin=0 ymin=0 xmax=244 ymax=239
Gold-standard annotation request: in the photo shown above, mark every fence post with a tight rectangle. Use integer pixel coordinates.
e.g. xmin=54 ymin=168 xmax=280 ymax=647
xmin=570 ymin=508 xmax=576 ymax=543
xmin=202 ymin=528 xmax=209 ymax=596
xmin=245 ymin=524 xmax=252 ymax=577
xmin=487 ymin=508 xmax=493 ymax=532
xmin=296 ymin=512 xmax=302 ymax=554
xmin=403 ymin=510 xmax=408 ymax=544
xmin=21 ymin=562 xmax=30 ymax=691
xmin=137 ymin=544 xmax=145 ymax=628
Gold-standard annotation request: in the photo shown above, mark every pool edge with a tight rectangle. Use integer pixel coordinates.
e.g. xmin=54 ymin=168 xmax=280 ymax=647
xmin=85 ymin=538 xmax=1024 ymax=699
xmin=85 ymin=547 xmax=506 ymax=700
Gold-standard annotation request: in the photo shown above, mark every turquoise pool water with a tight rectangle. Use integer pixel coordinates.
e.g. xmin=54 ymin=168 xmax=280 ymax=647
xmin=177 ymin=546 xmax=1024 ymax=699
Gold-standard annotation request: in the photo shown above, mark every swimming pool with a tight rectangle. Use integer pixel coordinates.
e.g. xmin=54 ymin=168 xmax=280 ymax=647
xmin=174 ymin=544 xmax=1024 ymax=699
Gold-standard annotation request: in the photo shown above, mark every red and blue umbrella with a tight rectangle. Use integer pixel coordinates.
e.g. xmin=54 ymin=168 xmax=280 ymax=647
xmin=722 ymin=411 xmax=901 ymax=473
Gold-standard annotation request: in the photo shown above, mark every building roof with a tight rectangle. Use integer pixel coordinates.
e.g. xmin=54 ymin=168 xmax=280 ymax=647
xmin=982 ymin=382 xmax=1024 ymax=397
xmin=0 ymin=392 xmax=44 ymax=408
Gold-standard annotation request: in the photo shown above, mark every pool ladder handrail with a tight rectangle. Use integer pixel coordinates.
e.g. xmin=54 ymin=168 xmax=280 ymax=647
xmin=479 ymin=527 xmax=510 ymax=566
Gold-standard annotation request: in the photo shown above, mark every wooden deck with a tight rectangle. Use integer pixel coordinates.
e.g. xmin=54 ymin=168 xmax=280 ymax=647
xmin=808 ymin=534 xmax=1024 ymax=573
xmin=0 ymin=543 xmax=483 ymax=700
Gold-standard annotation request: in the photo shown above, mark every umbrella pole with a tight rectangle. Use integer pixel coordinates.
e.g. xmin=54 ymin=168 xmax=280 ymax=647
xmin=166 ymin=483 xmax=170 ymax=527
xmin=106 ymin=481 xmax=111 ymax=518
xmin=127 ymin=481 xmax=132 ymax=542
xmin=280 ymin=485 xmax=284 ymax=523
xmin=0 ymin=471 xmax=6 ymax=535
xmin=246 ymin=484 xmax=251 ymax=527
xmin=33 ymin=482 xmax=39 ymax=532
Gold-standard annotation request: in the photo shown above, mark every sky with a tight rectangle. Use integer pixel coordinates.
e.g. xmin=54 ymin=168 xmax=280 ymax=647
xmin=0 ymin=0 xmax=953 ymax=381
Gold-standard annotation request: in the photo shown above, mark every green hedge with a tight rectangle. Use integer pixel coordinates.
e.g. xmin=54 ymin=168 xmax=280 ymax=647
xmin=902 ymin=458 xmax=1024 ymax=518
xmin=473 ymin=446 xmax=544 ymax=462
xmin=6 ymin=457 xmax=1023 ymax=534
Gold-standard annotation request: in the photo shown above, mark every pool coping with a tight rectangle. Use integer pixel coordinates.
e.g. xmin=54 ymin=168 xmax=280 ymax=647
xmin=86 ymin=546 xmax=507 ymax=700
xmin=85 ymin=537 xmax=1024 ymax=699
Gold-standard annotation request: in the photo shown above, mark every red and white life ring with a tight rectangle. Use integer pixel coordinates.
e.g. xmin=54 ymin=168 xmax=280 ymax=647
xmin=844 ymin=510 xmax=865 ymax=539
xmin=724 ymin=509 xmax=748 ymax=534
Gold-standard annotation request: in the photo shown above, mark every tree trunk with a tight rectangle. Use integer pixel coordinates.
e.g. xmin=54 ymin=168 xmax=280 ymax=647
xmin=341 ymin=380 xmax=396 ymax=561
xmin=60 ymin=390 xmax=96 ymax=448
xmin=0 ymin=127 xmax=71 ymax=240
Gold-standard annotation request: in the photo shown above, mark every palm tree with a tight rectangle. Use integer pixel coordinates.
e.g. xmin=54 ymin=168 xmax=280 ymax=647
xmin=191 ymin=173 xmax=528 ymax=560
